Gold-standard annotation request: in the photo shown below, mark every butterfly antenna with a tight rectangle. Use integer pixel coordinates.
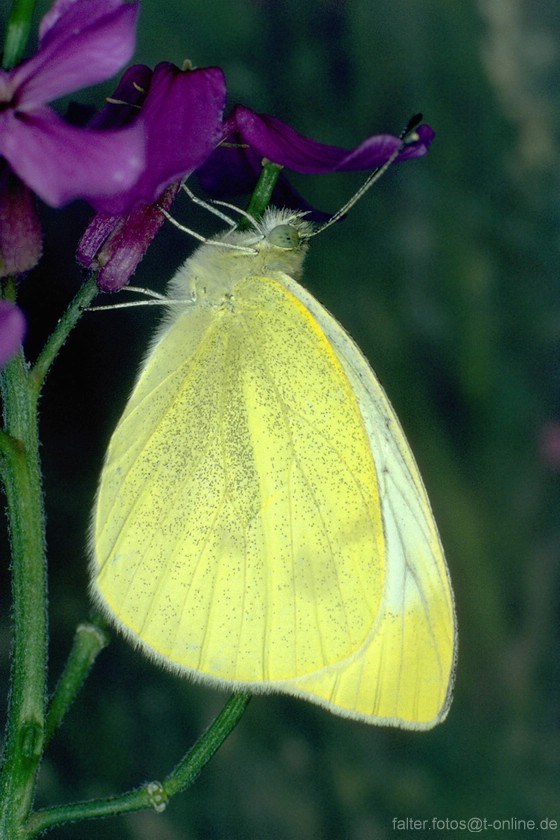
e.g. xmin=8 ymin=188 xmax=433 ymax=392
xmin=308 ymin=113 xmax=424 ymax=238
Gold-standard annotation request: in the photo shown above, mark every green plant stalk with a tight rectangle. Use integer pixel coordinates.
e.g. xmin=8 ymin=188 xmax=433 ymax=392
xmin=163 ymin=692 xmax=251 ymax=797
xmin=243 ymin=161 xmax=283 ymax=225
xmin=32 ymin=275 xmax=98 ymax=389
xmin=0 ymin=275 xmax=98 ymax=835
xmin=0 ymin=349 xmax=47 ymax=837
xmin=45 ymin=619 xmax=110 ymax=747
xmin=2 ymin=0 xmax=38 ymax=70
xmin=24 ymin=693 xmax=251 ymax=837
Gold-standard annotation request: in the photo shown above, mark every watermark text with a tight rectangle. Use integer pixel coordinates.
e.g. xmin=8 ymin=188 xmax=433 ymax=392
xmin=392 ymin=817 xmax=558 ymax=833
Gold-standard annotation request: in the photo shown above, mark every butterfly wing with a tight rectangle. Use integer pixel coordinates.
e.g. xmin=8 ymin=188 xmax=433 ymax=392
xmin=93 ymin=273 xmax=386 ymax=686
xmin=279 ymin=273 xmax=456 ymax=728
xmin=93 ymin=270 xmax=455 ymax=729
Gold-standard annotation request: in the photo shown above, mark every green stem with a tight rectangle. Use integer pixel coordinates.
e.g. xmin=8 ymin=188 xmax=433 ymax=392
xmin=45 ymin=619 xmax=110 ymax=748
xmin=2 ymin=0 xmax=38 ymax=70
xmin=0 ymin=275 xmax=98 ymax=836
xmin=32 ymin=275 xmax=98 ymax=389
xmin=0 ymin=349 xmax=47 ymax=837
xmin=24 ymin=693 xmax=251 ymax=838
xmin=163 ymin=692 xmax=251 ymax=797
xmin=24 ymin=786 xmax=161 ymax=837
xmin=243 ymin=161 xmax=283 ymax=225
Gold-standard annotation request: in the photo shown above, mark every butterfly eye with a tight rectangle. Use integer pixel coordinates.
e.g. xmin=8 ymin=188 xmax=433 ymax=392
xmin=268 ymin=224 xmax=300 ymax=250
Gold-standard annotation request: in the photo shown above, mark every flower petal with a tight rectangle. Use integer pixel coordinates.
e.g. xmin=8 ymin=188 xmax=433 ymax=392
xmin=0 ymin=106 xmax=145 ymax=211
xmin=38 ymin=0 xmax=129 ymax=42
xmin=89 ymin=64 xmax=154 ymax=130
xmin=227 ymin=106 xmax=351 ymax=171
xmin=0 ymin=301 xmax=26 ymax=366
xmin=78 ymin=184 xmax=180 ymax=291
xmin=337 ymin=122 xmax=435 ymax=169
xmin=198 ymin=106 xmax=435 ymax=217
xmin=227 ymin=105 xmax=434 ymax=173
xmin=89 ymin=63 xmax=227 ymax=214
xmin=134 ymin=64 xmax=226 ymax=206
xmin=76 ymin=62 xmax=227 ymax=288
xmin=12 ymin=0 xmax=139 ymax=107
xmin=76 ymin=214 xmax=121 ymax=265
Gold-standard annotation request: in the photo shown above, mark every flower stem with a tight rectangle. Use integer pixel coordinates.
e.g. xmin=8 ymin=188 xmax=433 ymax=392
xmin=2 ymin=0 xmax=38 ymax=70
xmin=45 ymin=618 xmax=110 ymax=748
xmin=0 ymin=348 xmax=48 ymax=837
xmin=0 ymin=274 xmax=99 ymax=836
xmin=24 ymin=693 xmax=251 ymax=838
xmin=32 ymin=275 xmax=99 ymax=389
xmin=243 ymin=161 xmax=283 ymax=224
xmin=163 ymin=692 xmax=251 ymax=797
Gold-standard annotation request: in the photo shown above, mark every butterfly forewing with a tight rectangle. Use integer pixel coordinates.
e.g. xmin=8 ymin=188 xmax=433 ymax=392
xmin=94 ymin=272 xmax=386 ymax=684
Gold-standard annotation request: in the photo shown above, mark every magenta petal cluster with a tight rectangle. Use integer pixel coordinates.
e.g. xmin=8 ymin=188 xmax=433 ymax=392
xmin=78 ymin=183 xmax=180 ymax=292
xmin=77 ymin=62 xmax=227 ymax=290
xmin=87 ymin=62 xmax=227 ymax=215
xmin=0 ymin=0 xmax=146 ymax=212
xmin=0 ymin=300 xmax=25 ymax=366
xmin=198 ymin=105 xmax=435 ymax=217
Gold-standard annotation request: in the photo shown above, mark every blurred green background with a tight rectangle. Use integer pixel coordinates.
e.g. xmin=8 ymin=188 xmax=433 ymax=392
xmin=2 ymin=0 xmax=560 ymax=837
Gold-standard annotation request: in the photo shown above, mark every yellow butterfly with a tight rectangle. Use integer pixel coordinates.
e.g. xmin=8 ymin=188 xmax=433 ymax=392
xmin=91 ymin=207 xmax=456 ymax=729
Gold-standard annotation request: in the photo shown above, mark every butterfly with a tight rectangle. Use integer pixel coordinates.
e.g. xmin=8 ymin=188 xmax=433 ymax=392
xmin=91 ymin=205 xmax=456 ymax=729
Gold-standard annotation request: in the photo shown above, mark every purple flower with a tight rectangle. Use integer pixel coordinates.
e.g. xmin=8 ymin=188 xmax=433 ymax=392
xmin=78 ymin=182 xmax=180 ymax=292
xmin=0 ymin=301 xmax=25 ymax=366
xmin=77 ymin=62 xmax=227 ymax=291
xmin=87 ymin=62 xmax=227 ymax=215
xmin=198 ymin=105 xmax=435 ymax=218
xmin=0 ymin=0 xmax=145 ymax=213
